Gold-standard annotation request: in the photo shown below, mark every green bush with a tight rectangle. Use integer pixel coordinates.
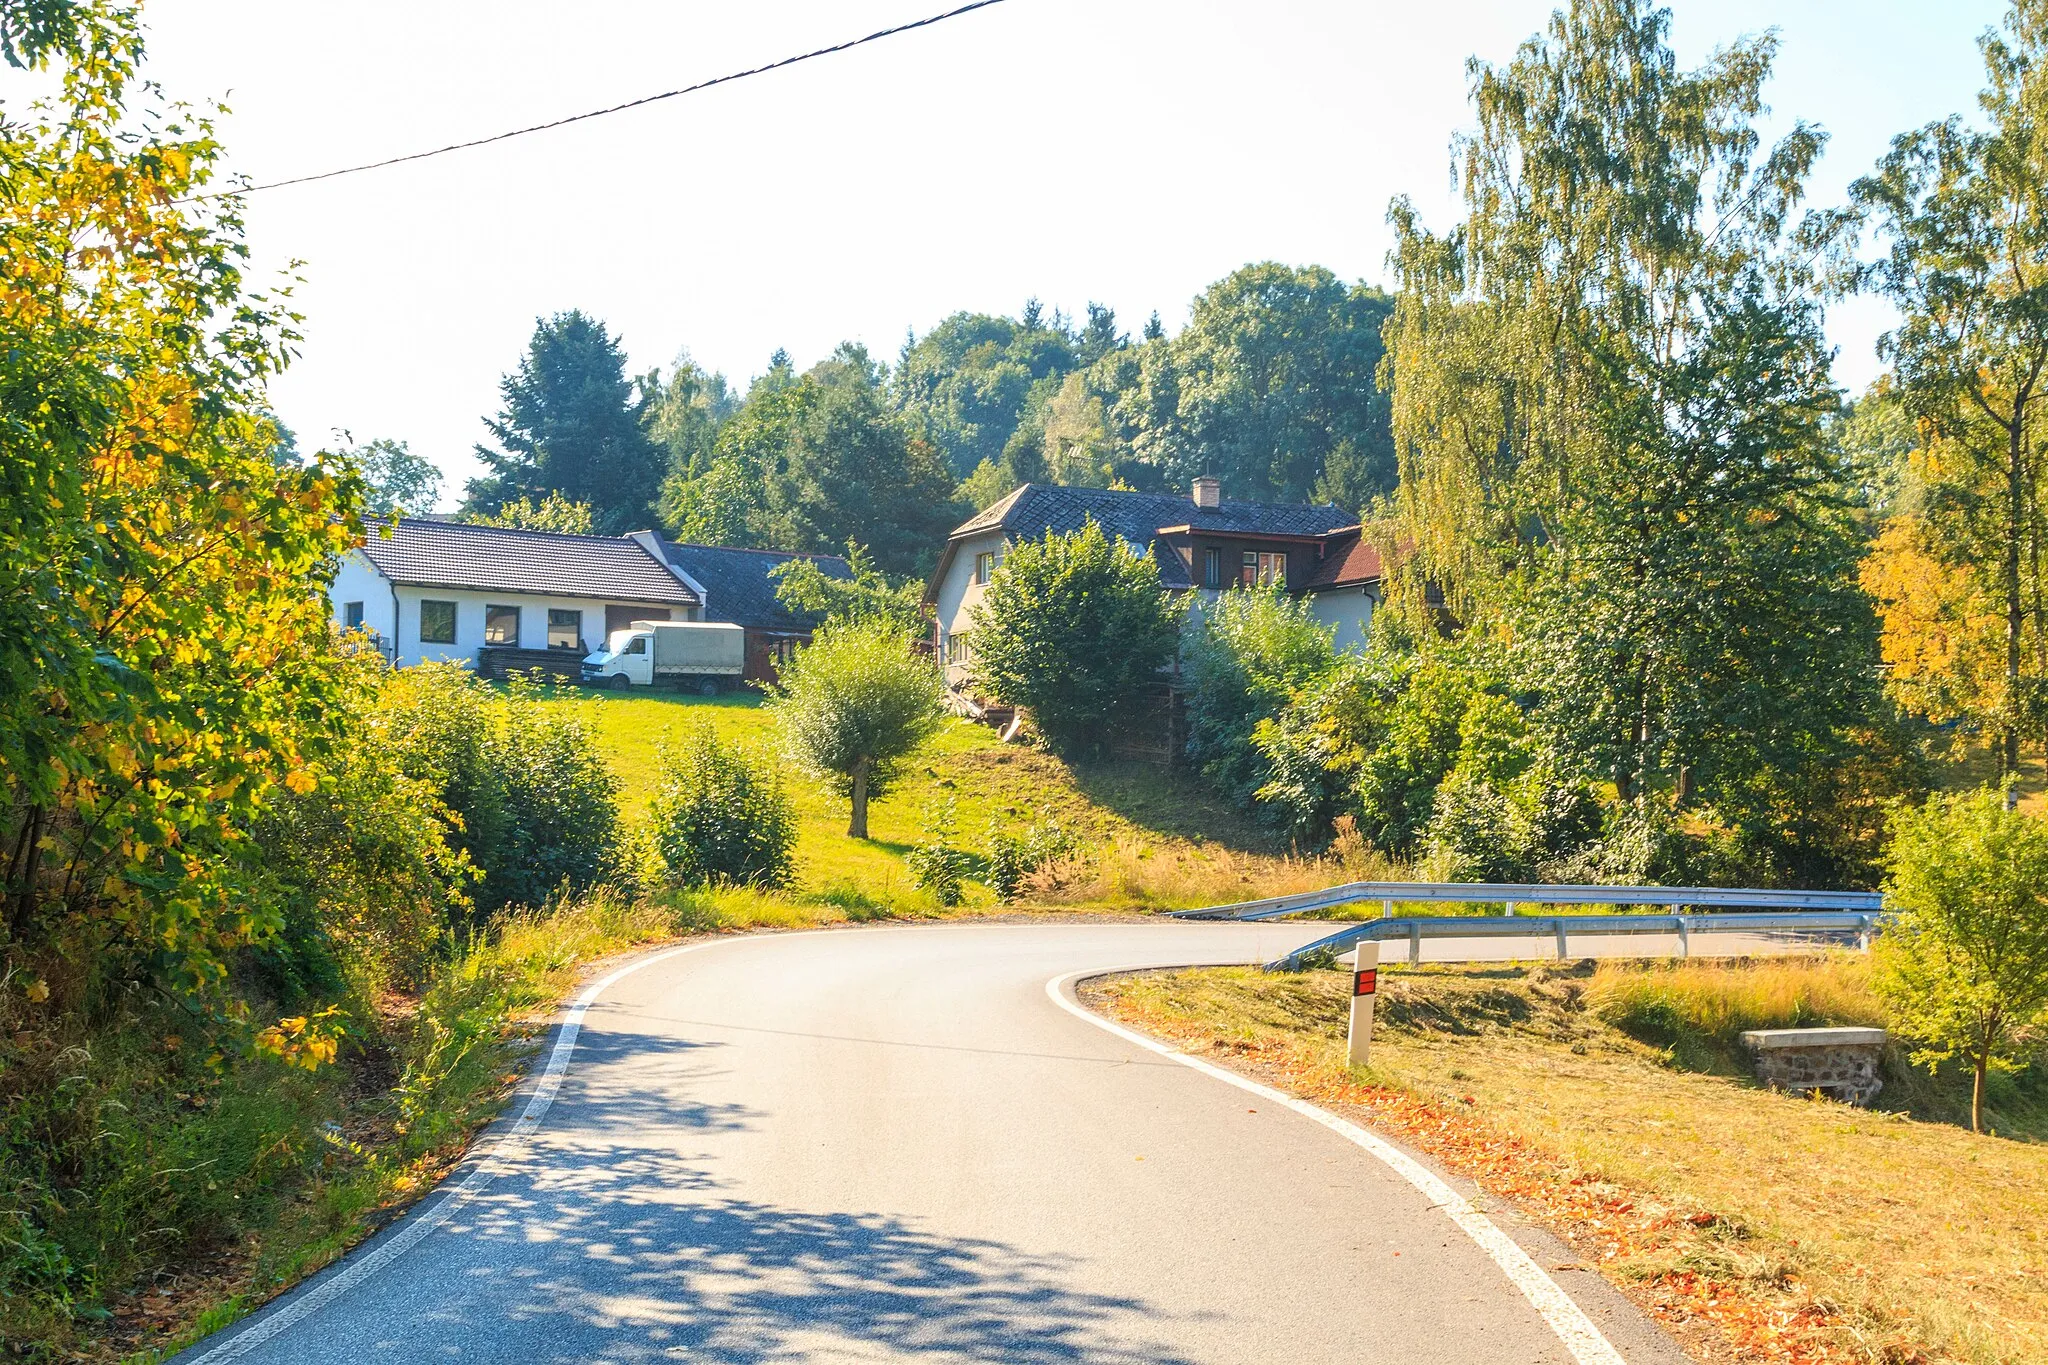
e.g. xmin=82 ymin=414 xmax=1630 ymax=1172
xmin=648 ymin=727 xmax=797 ymax=889
xmin=969 ymin=520 xmax=1185 ymax=758
xmin=983 ymin=815 xmax=1080 ymax=902
xmin=489 ymin=684 xmax=622 ymax=909
xmin=371 ymin=666 xmax=620 ymax=913
xmin=1182 ymin=586 xmax=1337 ymax=815
xmin=253 ymin=654 xmax=475 ymax=995
xmin=906 ymin=800 xmax=972 ymax=906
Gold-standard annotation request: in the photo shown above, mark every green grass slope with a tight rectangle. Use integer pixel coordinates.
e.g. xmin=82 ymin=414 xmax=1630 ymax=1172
xmin=538 ymin=689 xmax=1316 ymax=909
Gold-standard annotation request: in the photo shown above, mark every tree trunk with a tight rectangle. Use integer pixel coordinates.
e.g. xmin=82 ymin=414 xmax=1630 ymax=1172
xmin=847 ymin=761 xmax=870 ymax=840
xmin=2005 ymin=417 xmax=2026 ymax=788
xmin=1973 ymin=1051 xmax=1988 ymax=1135
xmin=6 ymin=805 xmax=44 ymax=939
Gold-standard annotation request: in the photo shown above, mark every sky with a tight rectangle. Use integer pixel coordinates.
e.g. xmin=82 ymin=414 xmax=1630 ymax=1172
xmin=12 ymin=0 xmax=2016 ymax=504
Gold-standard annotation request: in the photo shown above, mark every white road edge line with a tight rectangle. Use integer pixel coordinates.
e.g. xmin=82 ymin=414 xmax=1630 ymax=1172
xmin=1046 ymin=967 xmax=1628 ymax=1365
xmin=187 ymin=939 xmax=719 ymax=1363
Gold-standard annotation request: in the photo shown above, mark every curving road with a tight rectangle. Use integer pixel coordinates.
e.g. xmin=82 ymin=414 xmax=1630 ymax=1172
xmin=176 ymin=922 xmax=1688 ymax=1364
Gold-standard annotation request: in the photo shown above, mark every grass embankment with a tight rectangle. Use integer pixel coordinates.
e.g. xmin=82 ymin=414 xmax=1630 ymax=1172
xmin=549 ymin=687 xmax=1353 ymax=909
xmin=1090 ymin=958 xmax=2048 ymax=1365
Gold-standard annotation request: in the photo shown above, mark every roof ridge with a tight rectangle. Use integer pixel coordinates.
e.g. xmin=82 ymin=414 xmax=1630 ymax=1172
xmin=388 ymin=515 xmax=633 ymax=546
xmin=661 ymin=539 xmax=851 ymax=563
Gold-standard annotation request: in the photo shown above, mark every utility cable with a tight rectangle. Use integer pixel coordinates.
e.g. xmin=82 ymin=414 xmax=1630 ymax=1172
xmin=180 ymin=0 xmax=1014 ymax=202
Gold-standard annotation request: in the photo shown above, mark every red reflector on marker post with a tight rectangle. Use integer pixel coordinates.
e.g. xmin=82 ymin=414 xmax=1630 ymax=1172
xmin=1347 ymin=942 xmax=1382 ymax=1068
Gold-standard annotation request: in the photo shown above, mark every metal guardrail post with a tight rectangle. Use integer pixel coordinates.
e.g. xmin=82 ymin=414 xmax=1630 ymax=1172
xmin=1408 ymin=922 xmax=1421 ymax=966
xmin=1676 ymin=918 xmax=1689 ymax=960
xmin=1554 ymin=920 xmax=1569 ymax=960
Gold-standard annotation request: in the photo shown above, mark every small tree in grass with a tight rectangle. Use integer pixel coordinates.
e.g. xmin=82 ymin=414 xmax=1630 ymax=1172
xmin=767 ymin=623 xmax=942 ymax=839
xmin=649 ymin=726 xmax=796 ymax=889
xmin=1878 ymin=786 xmax=2048 ymax=1132
xmin=969 ymin=520 xmax=1184 ymax=758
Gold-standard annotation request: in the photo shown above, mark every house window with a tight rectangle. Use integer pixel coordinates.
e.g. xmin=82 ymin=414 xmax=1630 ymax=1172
xmin=484 ymin=604 xmax=520 ymax=646
xmin=419 ymin=599 xmax=457 ymax=644
xmin=975 ymin=551 xmax=997 ymax=585
xmin=946 ymin=633 xmax=973 ymax=666
xmin=343 ymin=600 xmax=365 ymax=630
xmin=1203 ymin=548 xmax=1222 ymax=589
xmin=1240 ymin=551 xmax=1286 ymax=588
xmin=547 ymin=608 xmax=581 ymax=650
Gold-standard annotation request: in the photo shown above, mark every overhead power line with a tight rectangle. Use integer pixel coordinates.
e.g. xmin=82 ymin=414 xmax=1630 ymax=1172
xmin=183 ymin=0 xmax=1014 ymax=202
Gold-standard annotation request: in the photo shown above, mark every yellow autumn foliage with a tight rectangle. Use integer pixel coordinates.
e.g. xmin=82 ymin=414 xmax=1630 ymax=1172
xmin=1860 ymin=513 xmax=2005 ymax=727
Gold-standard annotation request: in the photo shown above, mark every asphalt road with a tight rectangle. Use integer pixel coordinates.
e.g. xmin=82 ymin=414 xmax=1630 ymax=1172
xmin=177 ymin=922 xmax=1690 ymax=1364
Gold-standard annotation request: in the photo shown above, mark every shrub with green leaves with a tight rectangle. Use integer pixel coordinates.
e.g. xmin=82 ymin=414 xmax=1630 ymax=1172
xmin=253 ymin=652 xmax=475 ymax=996
xmin=983 ymin=815 xmax=1081 ymax=902
xmin=906 ymin=800 xmax=972 ymax=907
xmin=648 ymin=727 xmax=797 ymax=890
xmin=1878 ymin=786 xmax=2048 ymax=1133
xmin=369 ymin=666 xmax=620 ymax=913
xmin=969 ymin=519 xmax=1184 ymax=758
xmin=1182 ymin=586 xmax=1337 ymax=812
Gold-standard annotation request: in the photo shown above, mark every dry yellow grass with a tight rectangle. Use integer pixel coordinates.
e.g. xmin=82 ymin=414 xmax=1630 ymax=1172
xmin=1095 ymin=962 xmax=2048 ymax=1365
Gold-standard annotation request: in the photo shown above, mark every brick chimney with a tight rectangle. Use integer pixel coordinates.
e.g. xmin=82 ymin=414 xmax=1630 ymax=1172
xmin=1192 ymin=476 xmax=1220 ymax=509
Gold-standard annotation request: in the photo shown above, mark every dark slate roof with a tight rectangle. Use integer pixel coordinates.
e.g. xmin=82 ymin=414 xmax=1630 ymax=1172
xmin=357 ymin=519 xmax=700 ymax=605
xmin=653 ymin=539 xmax=854 ymax=633
xmin=947 ymin=484 xmax=1356 ymax=590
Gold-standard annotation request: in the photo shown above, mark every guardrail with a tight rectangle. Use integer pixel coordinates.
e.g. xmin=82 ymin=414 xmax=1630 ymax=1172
xmin=1173 ymin=879 xmax=1882 ymax=922
xmin=1265 ymin=910 xmax=1884 ymax=972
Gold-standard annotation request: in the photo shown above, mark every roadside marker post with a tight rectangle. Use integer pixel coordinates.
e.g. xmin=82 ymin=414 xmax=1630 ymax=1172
xmin=1347 ymin=941 xmax=1381 ymax=1068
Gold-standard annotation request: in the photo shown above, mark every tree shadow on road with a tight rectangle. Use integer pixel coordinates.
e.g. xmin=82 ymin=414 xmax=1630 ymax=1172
xmin=425 ymin=1142 xmax=1205 ymax=1364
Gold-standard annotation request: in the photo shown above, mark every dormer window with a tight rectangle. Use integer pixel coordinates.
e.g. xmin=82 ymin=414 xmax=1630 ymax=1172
xmin=1241 ymin=551 xmax=1286 ymax=588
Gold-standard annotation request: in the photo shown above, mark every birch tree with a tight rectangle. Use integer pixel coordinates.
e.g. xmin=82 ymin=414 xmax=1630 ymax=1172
xmin=1855 ymin=0 xmax=2048 ymax=784
xmin=1383 ymin=0 xmax=1877 ymax=861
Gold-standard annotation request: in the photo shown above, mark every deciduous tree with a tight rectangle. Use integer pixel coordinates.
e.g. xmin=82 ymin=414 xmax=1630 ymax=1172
xmin=767 ymin=624 xmax=943 ymax=839
xmin=1383 ymin=0 xmax=1881 ymax=876
xmin=0 ymin=1 xmax=363 ymax=985
xmin=344 ymin=437 xmax=442 ymax=517
xmin=969 ymin=521 xmax=1184 ymax=758
xmin=1855 ymin=0 xmax=2048 ymax=782
xmin=1879 ymin=786 xmax=2048 ymax=1132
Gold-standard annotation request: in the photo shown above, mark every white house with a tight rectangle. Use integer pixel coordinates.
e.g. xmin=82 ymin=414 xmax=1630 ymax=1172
xmin=331 ymin=519 xmax=705 ymax=674
xmin=923 ymin=478 xmax=1383 ymax=689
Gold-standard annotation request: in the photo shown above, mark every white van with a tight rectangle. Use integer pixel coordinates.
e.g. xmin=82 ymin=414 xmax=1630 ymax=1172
xmin=581 ymin=620 xmax=746 ymax=693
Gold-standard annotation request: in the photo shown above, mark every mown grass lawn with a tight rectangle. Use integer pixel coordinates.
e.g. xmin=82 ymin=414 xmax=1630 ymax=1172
xmin=536 ymin=687 xmax=1314 ymax=909
xmin=1092 ymin=962 xmax=2048 ymax=1365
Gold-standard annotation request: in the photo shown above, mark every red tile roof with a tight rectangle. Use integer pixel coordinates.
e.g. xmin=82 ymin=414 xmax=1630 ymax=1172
xmin=1303 ymin=529 xmax=1382 ymax=589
